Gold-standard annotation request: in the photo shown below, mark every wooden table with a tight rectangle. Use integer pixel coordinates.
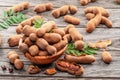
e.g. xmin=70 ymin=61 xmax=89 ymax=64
xmin=0 ymin=0 xmax=120 ymax=80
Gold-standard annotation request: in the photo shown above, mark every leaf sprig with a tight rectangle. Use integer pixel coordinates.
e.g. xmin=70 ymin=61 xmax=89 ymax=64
xmin=33 ymin=19 xmax=44 ymax=28
xmin=66 ymin=43 xmax=99 ymax=56
xmin=0 ymin=9 xmax=26 ymax=30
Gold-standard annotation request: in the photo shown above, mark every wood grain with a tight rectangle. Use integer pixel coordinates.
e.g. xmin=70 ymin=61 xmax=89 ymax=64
xmin=0 ymin=0 xmax=120 ymax=79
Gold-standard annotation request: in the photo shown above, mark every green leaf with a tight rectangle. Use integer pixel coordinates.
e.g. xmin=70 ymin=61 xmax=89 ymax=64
xmin=66 ymin=42 xmax=99 ymax=56
xmin=4 ymin=11 xmax=8 ymax=18
xmin=33 ymin=19 xmax=44 ymax=28
xmin=8 ymin=9 xmax=13 ymax=16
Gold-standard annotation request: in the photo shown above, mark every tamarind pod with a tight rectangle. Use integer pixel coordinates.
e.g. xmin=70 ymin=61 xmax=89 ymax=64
xmin=64 ymin=15 xmax=80 ymax=25
xmin=102 ymin=50 xmax=112 ymax=64
xmin=80 ymin=0 xmax=90 ymax=5
xmin=46 ymin=45 xmax=57 ymax=55
xmin=30 ymin=16 xmax=43 ymax=23
xmin=52 ymin=29 xmax=65 ymax=37
xmin=64 ymin=54 xmax=96 ymax=64
xmin=101 ymin=16 xmax=112 ymax=28
xmin=20 ymin=19 xmax=32 ymax=27
xmin=46 ymin=3 xmax=54 ymax=10
xmin=36 ymin=38 xmax=49 ymax=50
xmin=22 ymin=25 xmax=36 ymax=36
xmin=53 ymin=40 xmax=67 ymax=51
xmin=63 ymin=34 xmax=72 ymax=43
xmin=64 ymin=24 xmax=75 ymax=34
xmin=29 ymin=45 xmax=39 ymax=56
xmin=56 ymin=59 xmax=84 ymax=76
xmin=86 ymin=7 xmax=102 ymax=33
xmin=84 ymin=7 xmax=109 ymax=17
xmin=74 ymin=40 xmax=84 ymax=51
xmin=51 ymin=9 xmax=61 ymax=18
xmin=8 ymin=35 xmax=22 ymax=47
xmin=29 ymin=33 xmax=38 ymax=42
xmin=86 ymin=13 xmax=95 ymax=20
xmin=7 ymin=2 xmax=29 ymax=12
xmin=41 ymin=21 xmax=57 ymax=32
xmin=60 ymin=5 xmax=69 ymax=16
xmin=85 ymin=13 xmax=112 ymax=28
xmin=69 ymin=27 xmax=83 ymax=42
xmin=69 ymin=5 xmax=78 ymax=14
xmin=24 ymin=37 xmax=34 ymax=47
xmin=43 ymin=33 xmax=62 ymax=44
xmin=117 ymin=0 xmax=120 ymax=4
xmin=16 ymin=24 xmax=23 ymax=34
xmin=36 ymin=28 xmax=46 ymax=37
xmin=39 ymin=50 xmax=49 ymax=56
xmin=19 ymin=43 xmax=28 ymax=53
xmin=34 ymin=4 xmax=46 ymax=13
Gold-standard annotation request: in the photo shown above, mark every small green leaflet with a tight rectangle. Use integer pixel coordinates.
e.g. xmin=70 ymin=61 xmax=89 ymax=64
xmin=66 ymin=42 xmax=99 ymax=56
xmin=33 ymin=19 xmax=44 ymax=28
xmin=0 ymin=9 xmax=26 ymax=30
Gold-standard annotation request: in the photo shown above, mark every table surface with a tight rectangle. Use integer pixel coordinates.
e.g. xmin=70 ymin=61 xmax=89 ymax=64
xmin=0 ymin=0 xmax=120 ymax=80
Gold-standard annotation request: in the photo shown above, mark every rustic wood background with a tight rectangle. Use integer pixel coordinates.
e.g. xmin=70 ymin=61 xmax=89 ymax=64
xmin=0 ymin=0 xmax=120 ymax=80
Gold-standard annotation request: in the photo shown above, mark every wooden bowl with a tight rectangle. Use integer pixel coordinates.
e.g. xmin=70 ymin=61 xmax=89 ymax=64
xmin=24 ymin=46 xmax=67 ymax=65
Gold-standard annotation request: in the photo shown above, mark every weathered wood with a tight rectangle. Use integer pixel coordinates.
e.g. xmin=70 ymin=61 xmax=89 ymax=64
xmin=0 ymin=0 xmax=120 ymax=79
xmin=0 ymin=48 xmax=120 ymax=78
xmin=0 ymin=7 xmax=120 ymax=28
xmin=0 ymin=0 xmax=119 ymax=9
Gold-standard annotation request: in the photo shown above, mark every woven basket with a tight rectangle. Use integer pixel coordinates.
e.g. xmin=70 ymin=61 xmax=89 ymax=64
xmin=24 ymin=46 xmax=67 ymax=65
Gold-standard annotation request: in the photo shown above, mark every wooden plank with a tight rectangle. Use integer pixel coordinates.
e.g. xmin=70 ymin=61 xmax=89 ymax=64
xmin=0 ymin=77 xmax=120 ymax=80
xmin=0 ymin=48 xmax=120 ymax=78
xmin=0 ymin=7 xmax=119 ymax=28
xmin=0 ymin=0 xmax=119 ymax=9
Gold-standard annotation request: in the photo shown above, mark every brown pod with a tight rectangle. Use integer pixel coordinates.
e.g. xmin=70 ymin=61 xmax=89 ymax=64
xmin=101 ymin=16 xmax=112 ymax=28
xmin=39 ymin=50 xmax=49 ymax=56
xmin=14 ymin=59 xmax=24 ymax=70
xmin=41 ymin=21 xmax=57 ymax=32
xmin=8 ymin=54 xmax=19 ymax=64
xmin=64 ymin=54 xmax=96 ymax=64
xmin=7 ymin=51 xmax=17 ymax=58
xmin=19 ymin=43 xmax=28 ymax=53
xmin=64 ymin=24 xmax=75 ymax=34
xmin=69 ymin=5 xmax=78 ymax=14
xmin=43 ymin=33 xmax=62 ymax=44
xmin=46 ymin=3 xmax=53 ymax=10
xmin=8 ymin=35 xmax=22 ymax=47
xmin=52 ymin=29 xmax=65 ymax=37
xmin=69 ymin=27 xmax=83 ymax=42
xmin=51 ymin=9 xmax=60 ymax=18
xmin=46 ymin=45 xmax=57 ymax=55
xmin=24 ymin=37 xmax=34 ymax=46
xmin=56 ymin=59 xmax=84 ymax=76
xmin=29 ymin=45 xmax=39 ymax=56
xmin=102 ymin=50 xmax=112 ymax=64
xmin=29 ymin=33 xmax=38 ymax=42
xmin=20 ymin=19 xmax=32 ymax=27
xmin=60 ymin=5 xmax=69 ymax=16
xmin=86 ymin=13 xmax=95 ymax=20
xmin=64 ymin=15 xmax=80 ymax=25
xmin=16 ymin=24 xmax=23 ymax=34
xmin=44 ymin=68 xmax=57 ymax=75
xmin=34 ymin=4 xmax=46 ymax=13
xmin=36 ymin=28 xmax=46 ymax=37
xmin=36 ymin=38 xmax=49 ymax=50
xmin=22 ymin=25 xmax=36 ymax=36
xmin=27 ymin=65 xmax=41 ymax=74
xmin=63 ymin=34 xmax=72 ymax=43
xmin=53 ymin=40 xmax=67 ymax=51
xmin=74 ymin=40 xmax=84 ymax=51
xmin=117 ymin=0 xmax=120 ymax=4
